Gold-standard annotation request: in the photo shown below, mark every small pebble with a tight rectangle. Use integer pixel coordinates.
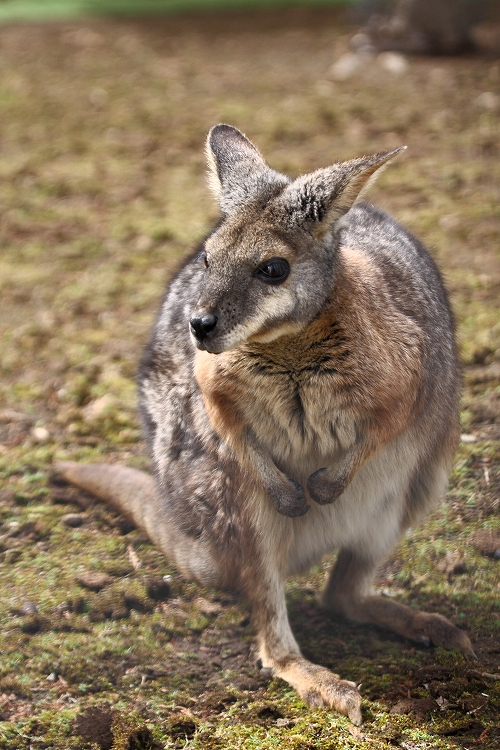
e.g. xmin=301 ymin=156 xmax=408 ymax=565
xmin=20 ymin=601 xmax=38 ymax=615
xmin=475 ymin=91 xmax=500 ymax=111
xmin=439 ymin=214 xmax=461 ymax=232
xmin=350 ymin=32 xmax=372 ymax=53
xmin=31 ymin=426 xmax=50 ymax=444
xmin=377 ymin=52 xmax=408 ymax=76
xmin=329 ymin=52 xmax=365 ymax=81
xmin=83 ymin=395 xmax=116 ymax=423
xmin=136 ymin=234 xmax=153 ymax=251
xmin=89 ymin=87 xmax=108 ymax=107
xmin=195 ymin=597 xmax=222 ymax=617
xmin=460 ymin=434 xmax=477 ymax=443
xmin=74 ymin=571 xmax=114 ymax=591
xmin=61 ymin=513 xmax=85 ymax=528
xmin=0 ymin=409 xmax=30 ymax=423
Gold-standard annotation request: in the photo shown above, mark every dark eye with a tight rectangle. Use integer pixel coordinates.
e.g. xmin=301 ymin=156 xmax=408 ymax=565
xmin=254 ymin=257 xmax=290 ymax=285
xmin=200 ymin=251 xmax=209 ymax=268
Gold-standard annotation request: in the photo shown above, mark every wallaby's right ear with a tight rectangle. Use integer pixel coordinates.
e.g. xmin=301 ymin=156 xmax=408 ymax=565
xmin=206 ymin=124 xmax=288 ymax=216
xmin=275 ymin=147 xmax=406 ymax=239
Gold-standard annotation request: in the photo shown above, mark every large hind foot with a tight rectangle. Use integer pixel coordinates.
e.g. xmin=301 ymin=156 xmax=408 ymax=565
xmin=334 ymin=594 xmax=476 ymax=658
xmin=323 ymin=549 xmax=476 ymax=658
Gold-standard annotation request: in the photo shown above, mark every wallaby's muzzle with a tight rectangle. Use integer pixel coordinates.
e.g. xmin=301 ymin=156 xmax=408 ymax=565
xmin=189 ymin=309 xmax=219 ymax=347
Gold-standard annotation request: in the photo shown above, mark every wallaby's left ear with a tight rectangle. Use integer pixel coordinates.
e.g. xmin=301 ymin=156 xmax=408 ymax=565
xmin=276 ymin=147 xmax=406 ymax=238
xmin=206 ymin=124 xmax=288 ymax=216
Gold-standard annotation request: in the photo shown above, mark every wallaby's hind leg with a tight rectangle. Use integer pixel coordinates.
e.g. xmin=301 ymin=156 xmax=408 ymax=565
xmin=251 ymin=568 xmax=363 ymax=725
xmin=55 ymin=462 xmax=219 ymax=587
xmin=323 ymin=549 xmax=475 ymax=657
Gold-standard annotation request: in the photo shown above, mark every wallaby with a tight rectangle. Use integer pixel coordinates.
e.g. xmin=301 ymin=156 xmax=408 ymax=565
xmin=57 ymin=124 xmax=475 ymax=725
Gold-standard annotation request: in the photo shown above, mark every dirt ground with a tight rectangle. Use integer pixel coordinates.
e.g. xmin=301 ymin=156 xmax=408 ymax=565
xmin=0 ymin=7 xmax=499 ymax=749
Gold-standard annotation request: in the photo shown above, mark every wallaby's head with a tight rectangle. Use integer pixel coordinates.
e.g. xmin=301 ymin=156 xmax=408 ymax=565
xmin=190 ymin=124 xmax=404 ymax=354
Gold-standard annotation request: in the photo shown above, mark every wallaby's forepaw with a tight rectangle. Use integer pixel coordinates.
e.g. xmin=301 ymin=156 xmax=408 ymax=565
xmin=268 ymin=478 xmax=310 ymax=517
xmin=307 ymin=468 xmax=348 ymax=505
xmin=277 ymin=659 xmax=362 ymax=724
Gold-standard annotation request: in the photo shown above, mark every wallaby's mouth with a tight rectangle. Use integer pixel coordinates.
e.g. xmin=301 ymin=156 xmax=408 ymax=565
xmin=189 ymin=329 xmax=226 ymax=355
xmin=192 ymin=340 xmax=223 ymax=355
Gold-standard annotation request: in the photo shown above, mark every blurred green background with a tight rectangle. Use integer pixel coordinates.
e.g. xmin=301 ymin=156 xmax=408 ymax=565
xmin=0 ymin=0 xmax=353 ymax=23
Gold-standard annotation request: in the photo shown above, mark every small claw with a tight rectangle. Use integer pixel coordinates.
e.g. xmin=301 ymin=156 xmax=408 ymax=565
xmin=287 ymin=479 xmax=310 ymax=516
xmin=273 ymin=479 xmax=310 ymax=517
xmin=306 ymin=467 xmax=328 ymax=504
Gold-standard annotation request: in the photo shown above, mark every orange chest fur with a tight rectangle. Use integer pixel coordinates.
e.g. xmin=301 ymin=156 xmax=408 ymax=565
xmin=193 ymin=323 xmax=421 ymax=461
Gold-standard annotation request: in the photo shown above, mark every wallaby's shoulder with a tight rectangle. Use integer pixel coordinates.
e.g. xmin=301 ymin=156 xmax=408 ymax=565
xmin=342 ymin=201 xmax=447 ymax=286
xmin=340 ymin=201 xmax=455 ymax=327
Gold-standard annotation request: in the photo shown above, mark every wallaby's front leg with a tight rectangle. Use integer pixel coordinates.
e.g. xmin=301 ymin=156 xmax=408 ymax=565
xmin=195 ymin=350 xmax=309 ymax=517
xmin=243 ymin=429 xmax=309 ymax=517
xmin=307 ymin=440 xmax=371 ymax=505
xmin=251 ymin=569 xmax=362 ymax=724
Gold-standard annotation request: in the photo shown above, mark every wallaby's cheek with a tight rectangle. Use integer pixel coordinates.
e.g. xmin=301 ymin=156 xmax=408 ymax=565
xmin=229 ymin=287 xmax=300 ymax=345
xmin=248 ymin=320 xmax=306 ymax=345
xmin=191 ymin=278 xmax=295 ymax=352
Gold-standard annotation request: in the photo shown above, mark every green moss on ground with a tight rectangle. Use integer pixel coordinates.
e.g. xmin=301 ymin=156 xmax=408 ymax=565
xmin=0 ymin=8 xmax=499 ymax=749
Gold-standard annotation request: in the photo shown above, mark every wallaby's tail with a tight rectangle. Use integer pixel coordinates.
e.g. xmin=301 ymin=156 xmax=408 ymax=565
xmin=54 ymin=462 xmax=218 ymax=586
xmin=55 ymin=461 xmax=156 ymax=529
xmin=54 ymin=461 xmax=177 ymax=562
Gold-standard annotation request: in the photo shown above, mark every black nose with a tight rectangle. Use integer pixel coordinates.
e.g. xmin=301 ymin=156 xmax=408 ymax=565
xmin=189 ymin=312 xmax=218 ymax=340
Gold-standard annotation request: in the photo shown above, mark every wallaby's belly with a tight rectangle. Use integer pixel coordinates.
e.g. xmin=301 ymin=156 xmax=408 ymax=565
xmin=285 ymin=429 xmax=421 ymax=574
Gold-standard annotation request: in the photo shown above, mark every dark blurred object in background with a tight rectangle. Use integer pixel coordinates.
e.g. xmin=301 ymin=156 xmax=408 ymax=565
xmin=347 ymin=0 xmax=500 ymax=56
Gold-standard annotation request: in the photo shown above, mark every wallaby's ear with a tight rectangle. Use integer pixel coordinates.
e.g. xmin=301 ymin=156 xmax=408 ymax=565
xmin=276 ymin=147 xmax=406 ymax=238
xmin=206 ymin=124 xmax=288 ymax=216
